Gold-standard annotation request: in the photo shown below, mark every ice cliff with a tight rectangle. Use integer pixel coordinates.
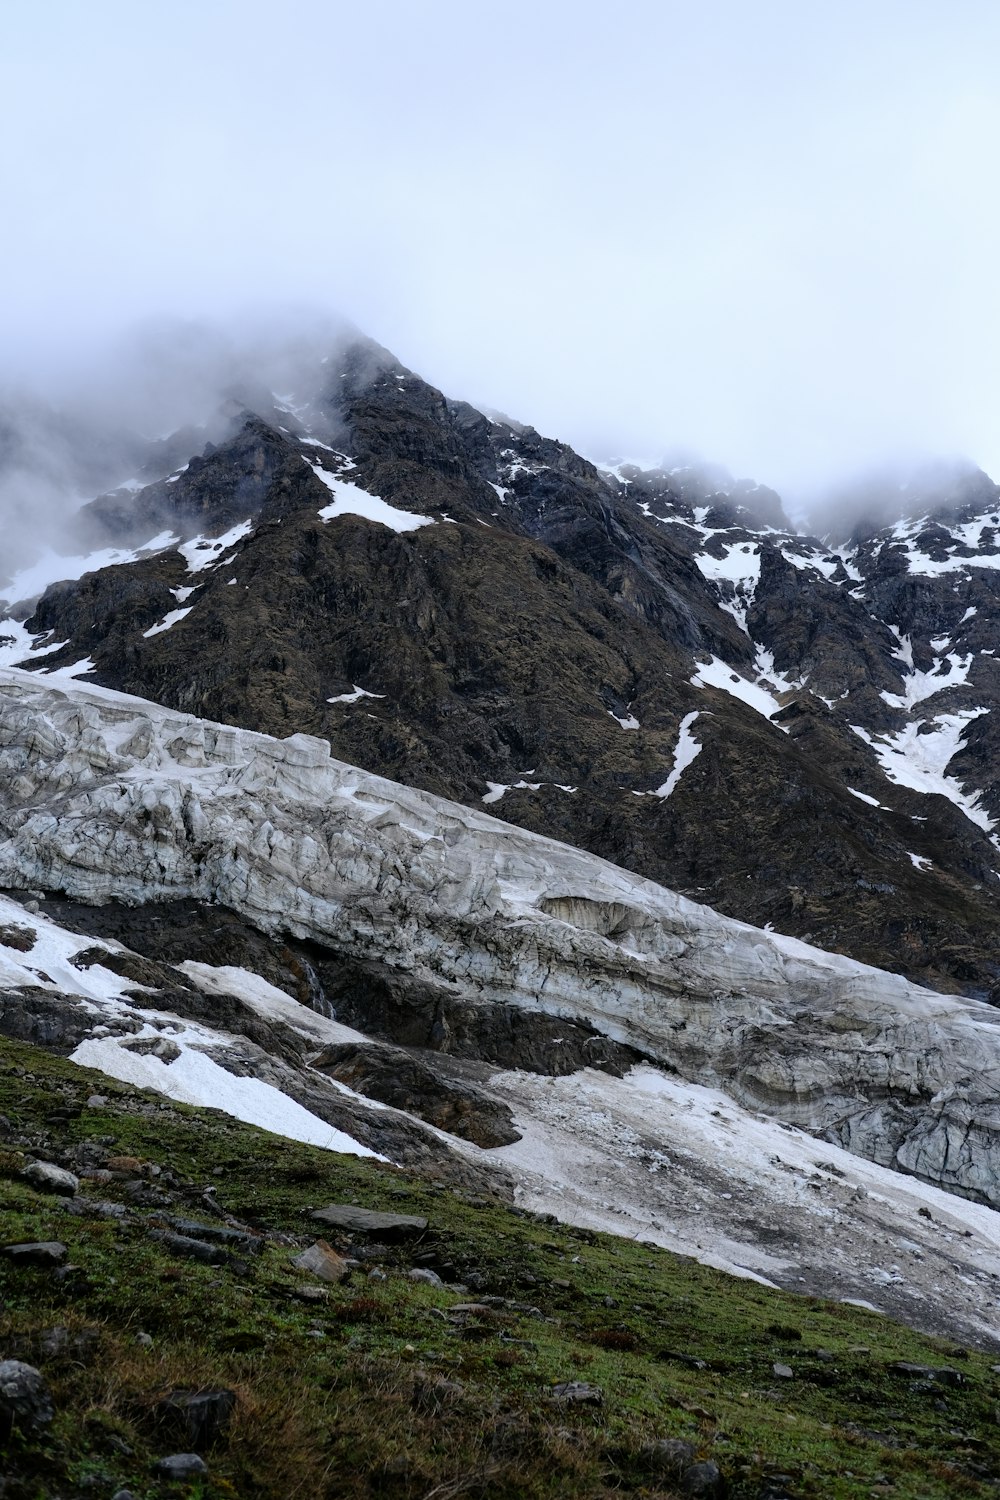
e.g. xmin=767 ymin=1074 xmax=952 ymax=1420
xmin=2 ymin=664 xmax=1000 ymax=1206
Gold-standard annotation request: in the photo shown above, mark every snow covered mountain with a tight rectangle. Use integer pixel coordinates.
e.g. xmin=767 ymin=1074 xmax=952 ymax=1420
xmin=6 ymin=332 xmax=1000 ymax=1346
xmin=5 ymin=336 xmax=1000 ymax=994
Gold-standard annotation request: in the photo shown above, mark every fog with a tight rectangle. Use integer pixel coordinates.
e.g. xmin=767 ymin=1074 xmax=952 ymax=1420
xmin=3 ymin=0 xmax=1000 ymax=532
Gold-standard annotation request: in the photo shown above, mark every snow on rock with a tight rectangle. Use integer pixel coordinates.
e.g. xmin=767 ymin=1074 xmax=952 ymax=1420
xmin=327 ymin=686 xmax=385 ymax=704
xmin=0 ymin=534 xmax=180 ymax=608
xmin=142 ymin=606 xmax=194 ymax=639
xmin=692 ymin=657 xmax=785 ymax=720
xmin=71 ymin=1033 xmax=382 ymax=1158
xmin=694 ymin=540 xmax=761 ymax=586
xmin=880 ymin=652 xmax=974 ymax=711
xmin=0 ymin=893 xmax=141 ymax=1005
xmin=851 ymin=712 xmax=995 ymax=835
xmin=178 ymin=962 xmax=370 ymax=1049
xmin=0 ymin=622 xmax=67 ymax=670
xmin=649 ymin=712 xmax=701 ymax=797
xmin=308 ymin=461 xmax=434 ymax=533
xmin=481 ymin=779 xmax=576 ymax=804
xmin=179 ymin=520 xmax=254 ymax=573
xmin=5 ymin=667 xmax=1000 ymax=1205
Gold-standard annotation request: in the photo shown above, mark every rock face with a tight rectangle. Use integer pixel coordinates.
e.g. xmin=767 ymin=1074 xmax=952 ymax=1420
xmin=4 ymin=669 xmax=1000 ymax=1205
xmin=311 ymin=1041 xmax=522 ymax=1147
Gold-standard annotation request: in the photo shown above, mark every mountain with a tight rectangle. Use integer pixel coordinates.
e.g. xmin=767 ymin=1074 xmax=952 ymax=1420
xmin=5 ymin=331 xmax=1000 ymax=1393
xmin=5 ymin=336 xmax=1000 ymax=997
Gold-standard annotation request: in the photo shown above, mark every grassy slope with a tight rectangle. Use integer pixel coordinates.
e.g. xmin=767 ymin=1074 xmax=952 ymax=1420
xmin=1 ymin=1037 xmax=998 ymax=1500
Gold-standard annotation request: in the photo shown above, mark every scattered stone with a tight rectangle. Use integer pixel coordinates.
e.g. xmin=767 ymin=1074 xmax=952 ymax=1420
xmin=155 ymin=1389 xmax=236 ymax=1450
xmin=152 ymin=1453 xmax=209 ymax=1479
xmin=0 ymin=1360 xmax=54 ymax=1435
xmin=136 ymin=1332 xmax=154 ymax=1349
xmin=122 ymin=1035 xmax=181 ymax=1063
xmin=62 ymin=1197 xmax=129 ymax=1220
xmin=292 ymin=1284 xmax=329 ymax=1303
xmin=2 ymin=1241 xmax=67 ymax=1268
xmin=681 ymin=1461 xmax=726 ymax=1498
xmin=21 ymin=1160 xmax=79 ymax=1196
xmin=52 ymin=1262 xmax=86 ymax=1285
xmin=640 ymin=1438 xmax=697 ymax=1476
xmin=551 ymin=1381 xmax=603 ymax=1405
xmin=408 ymin=1266 xmax=444 ymax=1287
xmin=291 ymin=1240 xmax=349 ymax=1283
xmin=310 ymin=1204 xmax=428 ymax=1240
xmin=147 ymin=1230 xmax=227 ymax=1264
xmin=86 ymin=1094 xmax=108 ymax=1108
xmin=773 ymin=1363 xmax=795 ymax=1379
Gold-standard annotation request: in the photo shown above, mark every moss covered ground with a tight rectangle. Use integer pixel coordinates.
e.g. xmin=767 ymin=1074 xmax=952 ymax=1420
xmin=1 ymin=1037 xmax=999 ymax=1499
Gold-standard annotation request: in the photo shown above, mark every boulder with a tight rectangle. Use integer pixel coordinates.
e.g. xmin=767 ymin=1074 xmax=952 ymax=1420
xmin=21 ymin=1160 xmax=79 ymax=1196
xmin=0 ymin=1360 xmax=54 ymax=1435
xmin=291 ymin=1241 xmax=349 ymax=1283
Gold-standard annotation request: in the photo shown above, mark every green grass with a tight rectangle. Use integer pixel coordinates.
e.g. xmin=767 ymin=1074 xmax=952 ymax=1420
xmin=1 ymin=1037 xmax=998 ymax=1498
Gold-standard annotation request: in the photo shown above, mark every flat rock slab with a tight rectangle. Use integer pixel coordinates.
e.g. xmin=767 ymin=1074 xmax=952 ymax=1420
xmin=2 ymin=1242 xmax=68 ymax=1268
xmin=311 ymin=1205 xmax=428 ymax=1240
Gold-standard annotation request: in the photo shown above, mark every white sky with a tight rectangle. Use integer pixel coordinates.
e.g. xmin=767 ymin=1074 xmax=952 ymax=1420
xmin=3 ymin=1 xmax=1000 ymax=505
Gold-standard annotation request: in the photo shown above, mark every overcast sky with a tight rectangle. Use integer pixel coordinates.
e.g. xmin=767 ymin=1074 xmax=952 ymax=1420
xmin=3 ymin=1 xmax=1000 ymax=508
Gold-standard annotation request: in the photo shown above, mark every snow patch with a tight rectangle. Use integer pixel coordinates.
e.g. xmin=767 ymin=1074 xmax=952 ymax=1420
xmin=179 ymin=520 xmax=253 ymax=573
xmin=847 ymin=787 xmax=883 ymax=808
xmin=851 ymin=712 xmax=994 ymax=834
xmin=142 ymin=606 xmax=194 ymax=639
xmin=71 ymin=1035 xmax=383 ymax=1159
xmin=327 ymin=686 xmax=385 ymax=704
xmin=1 ymin=534 xmax=180 ymax=607
xmin=881 ymin=653 xmax=973 ymax=711
xmin=692 ymin=656 xmax=784 ymax=720
xmin=650 ymin=712 xmax=701 ymax=798
xmin=309 ymin=461 xmax=434 ymax=533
